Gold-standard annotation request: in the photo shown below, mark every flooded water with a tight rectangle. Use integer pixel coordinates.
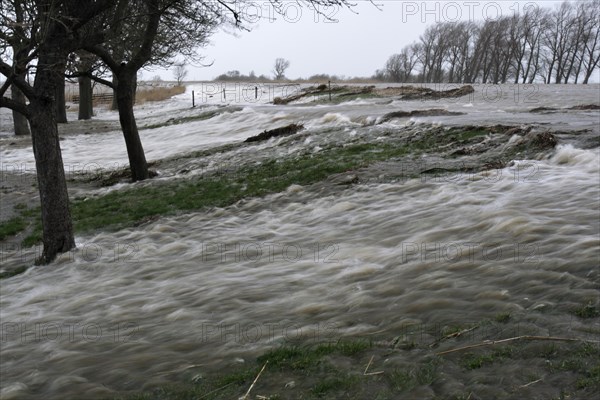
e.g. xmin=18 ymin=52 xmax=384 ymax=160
xmin=1 ymin=83 xmax=599 ymax=168
xmin=0 ymin=84 xmax=599 ymax=399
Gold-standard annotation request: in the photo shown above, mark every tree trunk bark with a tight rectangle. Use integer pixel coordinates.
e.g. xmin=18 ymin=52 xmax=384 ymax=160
xmin=115 ymin=71 xmax=149 ymax=182
xmin=78 ymin=75 xmax=93 ymax=120
xmin=111 ymin=74 xmax=118 ymax=110
xmin=582 ymin=53 xmax=600 ymax=84
xmin=582 ymin=70 xmax=593 ymax=84
xmin=132 ymin=72 xmax=138 ymax=104
xmin=11 ymin=84 xmax=30 ymax=136
xmin=55 ymin=75 xmax=68 ymax=123
xmin=29 ymin=50 xmax=76 ymax=264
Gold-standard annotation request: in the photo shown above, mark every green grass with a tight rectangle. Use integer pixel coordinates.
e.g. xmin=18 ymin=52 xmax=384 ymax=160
xmin=0 ymin=265 xmax=29 ymax=279
xmin=456 ymin=128 xmax=489 ymax=141
xmin=0 ymin=205 xmax=40 ymax=244
xmin=212 ymin=367 xmax=257 ymax=387
xmin=91 ymin=318 xmax=598 ymax=400
xmin=312 ymin=374 xmax=360 ymax=397
xmin=549 ymin=343 xmax=600 ymax=390
xmin=461 ymin=346 xmax=514 ymax=370
xmin=106 ymin=340 xmax=374 ymax=400
xmin=14 ymin=202 xmax=28 ymax=210
xmin=258 ymin=340 xmax=372 ymax=371
xmin=0 ymin=216 xmax=27 ymax=240
xmin=573 ymin=302 xmax=600 ymax=319
xmin=494 ymin=312 xmax=511 ymax=323
xmin=388 ymin=358 xmax=440 ymax=391
xmin=576 ymin=364 xmax=600 ymax=389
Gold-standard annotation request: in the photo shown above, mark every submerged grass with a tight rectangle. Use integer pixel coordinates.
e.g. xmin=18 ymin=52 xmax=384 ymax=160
xmin=456 ymin=128 xmax=489 ymax=141
xmin=108 ymin=340 xmax=375 ymax=400
xmin=0 ymin=265 xmax=29 ymax=279
xmin=461 ymin=346 xmax=514 ymax=370
xmin=547 ymin=343 xmax=600 ymax=390
xmin=388 ymin=358 xmax=440 ymax=391
xmin=573 ymin=302 xmax=600 ymax=319
xmin=0 ymin=216 xmax=27 ymax=240
xmin=103 ymin=333 xmax=600 ymax=399
xmin=311 ymin=374 xmax=361 ymax=397
xmin=258 ymin=340 xmax=372 ymax=371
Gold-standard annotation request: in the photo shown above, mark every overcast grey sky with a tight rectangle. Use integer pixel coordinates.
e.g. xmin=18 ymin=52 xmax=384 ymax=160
xmin=145 ymin=0 xmax=565 ymax=81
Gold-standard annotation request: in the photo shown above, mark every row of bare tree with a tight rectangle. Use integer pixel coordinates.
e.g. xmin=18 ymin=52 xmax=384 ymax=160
xmin=0 ymin=0 xmax=354 ymax=264
xmin=377 ymin=1 xmax=600 ymax=84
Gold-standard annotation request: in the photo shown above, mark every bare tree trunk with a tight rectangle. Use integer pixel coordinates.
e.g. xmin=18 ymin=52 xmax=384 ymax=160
xmin=132 ymin=72 xmax=138 ymax=104
xmin=78 ymin=75 xmax=93 ymax=120
xmin=111 ymin=74 xmax=118 ymax=110
xmin=115 ymin=71 xmax=149 ymax=181
xmin=546 ymin=56 xmax=556 ymax=83
xmin=523 ymin=44 xmax=536 ymax=83
xmin=11 ymin=84 xmax=30 ymax=135
xmin=55 ymin=75 xmax=68 ymax=123
xmin=29 ymin=49 xmax=75 ymax=264
xmin=582 ymin=39 xmax=600 ymax=84
xmin=582 ymin=67 xmax=597 ymax=84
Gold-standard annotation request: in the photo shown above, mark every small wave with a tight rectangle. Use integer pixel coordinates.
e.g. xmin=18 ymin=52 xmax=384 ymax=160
xmin=550 ymin=144 xmax=600 ymax=168
xmin=314 ymin=112 xmax=354 ymax=127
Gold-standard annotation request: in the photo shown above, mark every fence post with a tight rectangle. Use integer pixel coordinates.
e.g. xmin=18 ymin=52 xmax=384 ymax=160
xmin=192 ymin=90 xmax=195 ymax=108
xmin=328 ymin=80 xmax=331 ymax=101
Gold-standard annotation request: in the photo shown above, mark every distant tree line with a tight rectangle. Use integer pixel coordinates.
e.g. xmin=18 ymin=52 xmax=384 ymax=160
xmin=214 ymin=70 xmax=271 ymax=82
xmin=376 ymin=0 xmax=600 ymax=84
xmin=214 ymin=58 xmax=291 ymax=81
xmin=214 ymin=71 xmax=361 ymax=83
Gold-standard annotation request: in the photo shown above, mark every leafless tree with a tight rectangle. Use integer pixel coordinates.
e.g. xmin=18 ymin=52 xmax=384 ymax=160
xmin=512 ymin=5 xmax=547 ymax=83
xmin=84 ymin=1 xmax=357 ymax=182
xmin=273 ymin=58 xmax=290 ymax=80
xmin=83 ymin=0 xmax=218 ymax=182
xmin=173 ymin=62 xmax=188 ymax=85
xmin=567 ymin=1 xmax=600 ymax=84
xmin=418 ymin=23 xmax=447 ymax=82
xmin=543 ymin=2 xmax=576 ymax=83
xmin=66 ymin=51 xmax=105 ymax=120
xmin=1 ymin=0 xmax=32 ymax=136
xmin=384 ymin=45 xmax=418 ymax=82
xmin=444 ymin=22 xmax=475 ymax=83
xmin=580 ymin=1 xmax=600 ymax=84
xmin=384 ymin=54 xmax=403 ymax=82
xmin=0 ymin=0 xmax=119 ymax=264
xmin=380 ymin=0 xmax=598 ymax=84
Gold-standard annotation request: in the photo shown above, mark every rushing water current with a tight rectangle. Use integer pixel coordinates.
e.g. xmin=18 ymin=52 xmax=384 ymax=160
xmin=0 ymin=84 xmax=599 ymax=399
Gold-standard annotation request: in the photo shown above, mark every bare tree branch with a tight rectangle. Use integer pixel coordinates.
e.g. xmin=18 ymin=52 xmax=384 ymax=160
xmin=0 ymin=95 xmax=29 ymax=118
